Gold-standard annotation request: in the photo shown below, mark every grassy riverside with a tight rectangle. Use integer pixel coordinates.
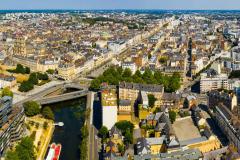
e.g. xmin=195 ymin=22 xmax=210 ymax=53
xmin=39 ymin=122 xmax=54 ymax=160
xmin=26 ymin=116 xmax=54 ymax=160
xmin=80 ymin=108 xmax=91 ymax=160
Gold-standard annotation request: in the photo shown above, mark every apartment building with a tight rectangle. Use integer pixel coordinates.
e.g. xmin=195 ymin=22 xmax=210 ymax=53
xmin=135 ymin=144 xmax=203 ymax=160
xmin=13 ymin=37 xmax=28 ymax=56
xmin=58 ymin=63 xmax=76 ymax=80
xmin=121 ymin=62 xmax=137 ymax=74
xmin=215 ymin=104 xmax=240 ymax=152
xmin=0 ymin=96 xmax=25 ymax=156
xmin=208 ymin=90 xmax=237 ymax=111
xmin=0 ymin=74 xmax=16 ymax=89
xmin=101 ymin=89 xmax=118 ymax=129
xmin=136 ymin=136 xmax=166 ymax=155
xmin=119 ymin=82 xmax=164 ymax=107
xmin=200 ymin=70 xmax=228 ymax=93
xmin=117 ymin=99 xmax=132 ymax=122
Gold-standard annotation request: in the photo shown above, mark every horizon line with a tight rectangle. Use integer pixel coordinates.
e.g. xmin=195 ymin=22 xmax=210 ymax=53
xmin=1 ymin=8 xmax=240 ymax=11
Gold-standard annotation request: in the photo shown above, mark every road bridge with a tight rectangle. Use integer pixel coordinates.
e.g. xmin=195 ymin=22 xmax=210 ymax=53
xmin=64 ymin=83 xmax=88 ymax=90
xmin=14 ymin=82 xmax=87 ymax=106
xmin=37 ymin=89 xmax=89 ymax=105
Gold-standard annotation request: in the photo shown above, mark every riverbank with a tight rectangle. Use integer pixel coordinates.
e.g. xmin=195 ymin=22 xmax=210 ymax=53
xmin=39 ymin=121 xmax=54 ymax=160
xmin=25 ymin=116 xmax=54 ymax=160
xmin=86 ymin=92 xmax=99 ymax=160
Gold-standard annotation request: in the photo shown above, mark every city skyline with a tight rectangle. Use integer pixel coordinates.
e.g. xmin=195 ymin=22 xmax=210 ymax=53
xmin=1 ymin=0 xmax=240 ymax=10
xmin=1 ymin=4 xmax=240 ymax=160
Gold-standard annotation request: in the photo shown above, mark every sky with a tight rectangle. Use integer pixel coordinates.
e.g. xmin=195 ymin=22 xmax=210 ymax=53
xmin=0 ymin=0 xmax=240 ymax=10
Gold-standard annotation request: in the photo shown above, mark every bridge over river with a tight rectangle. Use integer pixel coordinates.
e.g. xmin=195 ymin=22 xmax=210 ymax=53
xmin=13 ymin=81 xmax=96 ymax=160
xmin=36 ymin=89 xmax=89 ymax=105
xmin=14 ymin=82 xmax=89 ymax=106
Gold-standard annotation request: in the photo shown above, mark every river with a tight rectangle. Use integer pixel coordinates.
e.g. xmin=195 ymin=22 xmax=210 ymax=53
xmin=47 ymin=97 xmax=87 ymax=160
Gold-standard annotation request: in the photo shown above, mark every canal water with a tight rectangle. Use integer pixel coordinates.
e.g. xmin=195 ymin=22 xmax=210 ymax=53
xmin=47 ymin=97 xmax=87 ymax=160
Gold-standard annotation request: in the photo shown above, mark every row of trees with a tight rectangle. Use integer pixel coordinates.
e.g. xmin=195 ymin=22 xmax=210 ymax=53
xmin=79 ymin=125 xmax=88 ymax=160
xmin=5 ymin=136 xmax=35 ymax=160
xmin=19 ymin=72 xmax=49 ymax=92
xmin=7 ymin=64 xmax=30 ymax=74
xmin=90 ymin=66 xmax=181 ymax=92
xmin=23 ymin=101 xmax=54 ymax=120
xmin=79 ymin=108 xmax=91 ymax=160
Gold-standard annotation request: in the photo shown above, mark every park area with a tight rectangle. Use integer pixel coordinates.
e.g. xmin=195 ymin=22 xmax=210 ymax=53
xmin=26 ymin=116 xmax=54 ymax=160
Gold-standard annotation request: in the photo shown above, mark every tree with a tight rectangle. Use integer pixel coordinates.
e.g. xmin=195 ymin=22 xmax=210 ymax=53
xmin=148 ymin=53 xmax=152 ymax=60
xmin=168 ymin=72 xmax=181 ymax=92
xmin=115 ymin=121 xmax=134 ymax=134
xmin=122 ymin=68 xmax=132 ymax=78
xmin=124 ymin=129 xmax=133 ymax=144
xmin=148 ymin=94 xmax=157 ymax=108
xmin=37 ymin=72 xmax=48 ymax=80
xmin=28 ymin=73 xmax=38 ymax=85
xmin=134 ymin=70 xmax=142 ymax=78
xmin=43 ymin=121 xmax=48 ymax=130
xmin=99 ymin=126 xmax=108 ymax=142
xmin=30 ymin=131 xmax=36 ymax=141
xmin=159 ymin=57 xmax=168 ymax=64
xmin=16 ymin=64 xmax=25 ymax=74
xmin=2 ymin=87 xmax=13 ymax=97
xmin=229 ymin=70 xmax=240 ymax=78
xmin=23 ymin=101 xmax=40 ymax=117
xmin=132 ymin=70 xmax=144 ymax=83
xmin=16 ymin=137 xmax=35 ymax=160
xmin=169 ymin=111 xmax=177 ymax=123
xmin=6 ymin=136 xmax=35 ymax=160
xmin=81 ymin=125 xmax=89 ymax=139
xmin=80 ymin=125 xmax=88 ymax=160
xmin=5 ymin=151 xmax=19 ymax=160
xmin=18 ymin=81 xmax=34 ymax=92
xmin=46 ymin=69 xmax=55 ymax=75
xmin=154 ymin=70 xmax=164 ymax=84
xmin=132 ymin=75 xmax=144 ymax=83
xmin=116 ymin=67 xmax=123 ymax=75
xmin=115 ymin=120 xmax=134 ymax=145
xmin=25 ymin=67 xmax=30 ymax=74
xmin=153 ymin=107 xmax=161 ymax=114
xmin=117 ymin=144 xmax=125 ymax=155
xmin=7 ymin=64 xmax=30 ymax=74
xmin=42 ymin=107 xmax=54 ymax=120
xmin=89 ymin=79 xmax=101 ymax=91
xmin=142 ymin=68 xmax=156 ymax=84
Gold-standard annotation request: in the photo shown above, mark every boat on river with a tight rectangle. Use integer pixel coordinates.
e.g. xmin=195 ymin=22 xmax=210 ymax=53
xmin=46 ymin=143 xmax=62 ymax=160
xmin=54 ymin=122 xmax=64 ymax=127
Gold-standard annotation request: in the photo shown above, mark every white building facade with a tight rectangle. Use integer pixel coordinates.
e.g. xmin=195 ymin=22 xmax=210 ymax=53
xmin=200 ymin=73 xmax=228 ymax=93
xmin=102 ymin=105 xmax=117 ymax=129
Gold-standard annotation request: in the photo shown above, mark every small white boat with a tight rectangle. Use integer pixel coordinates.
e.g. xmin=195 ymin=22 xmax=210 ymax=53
xmin=54 ymin=122 xmax=64 ymax=127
